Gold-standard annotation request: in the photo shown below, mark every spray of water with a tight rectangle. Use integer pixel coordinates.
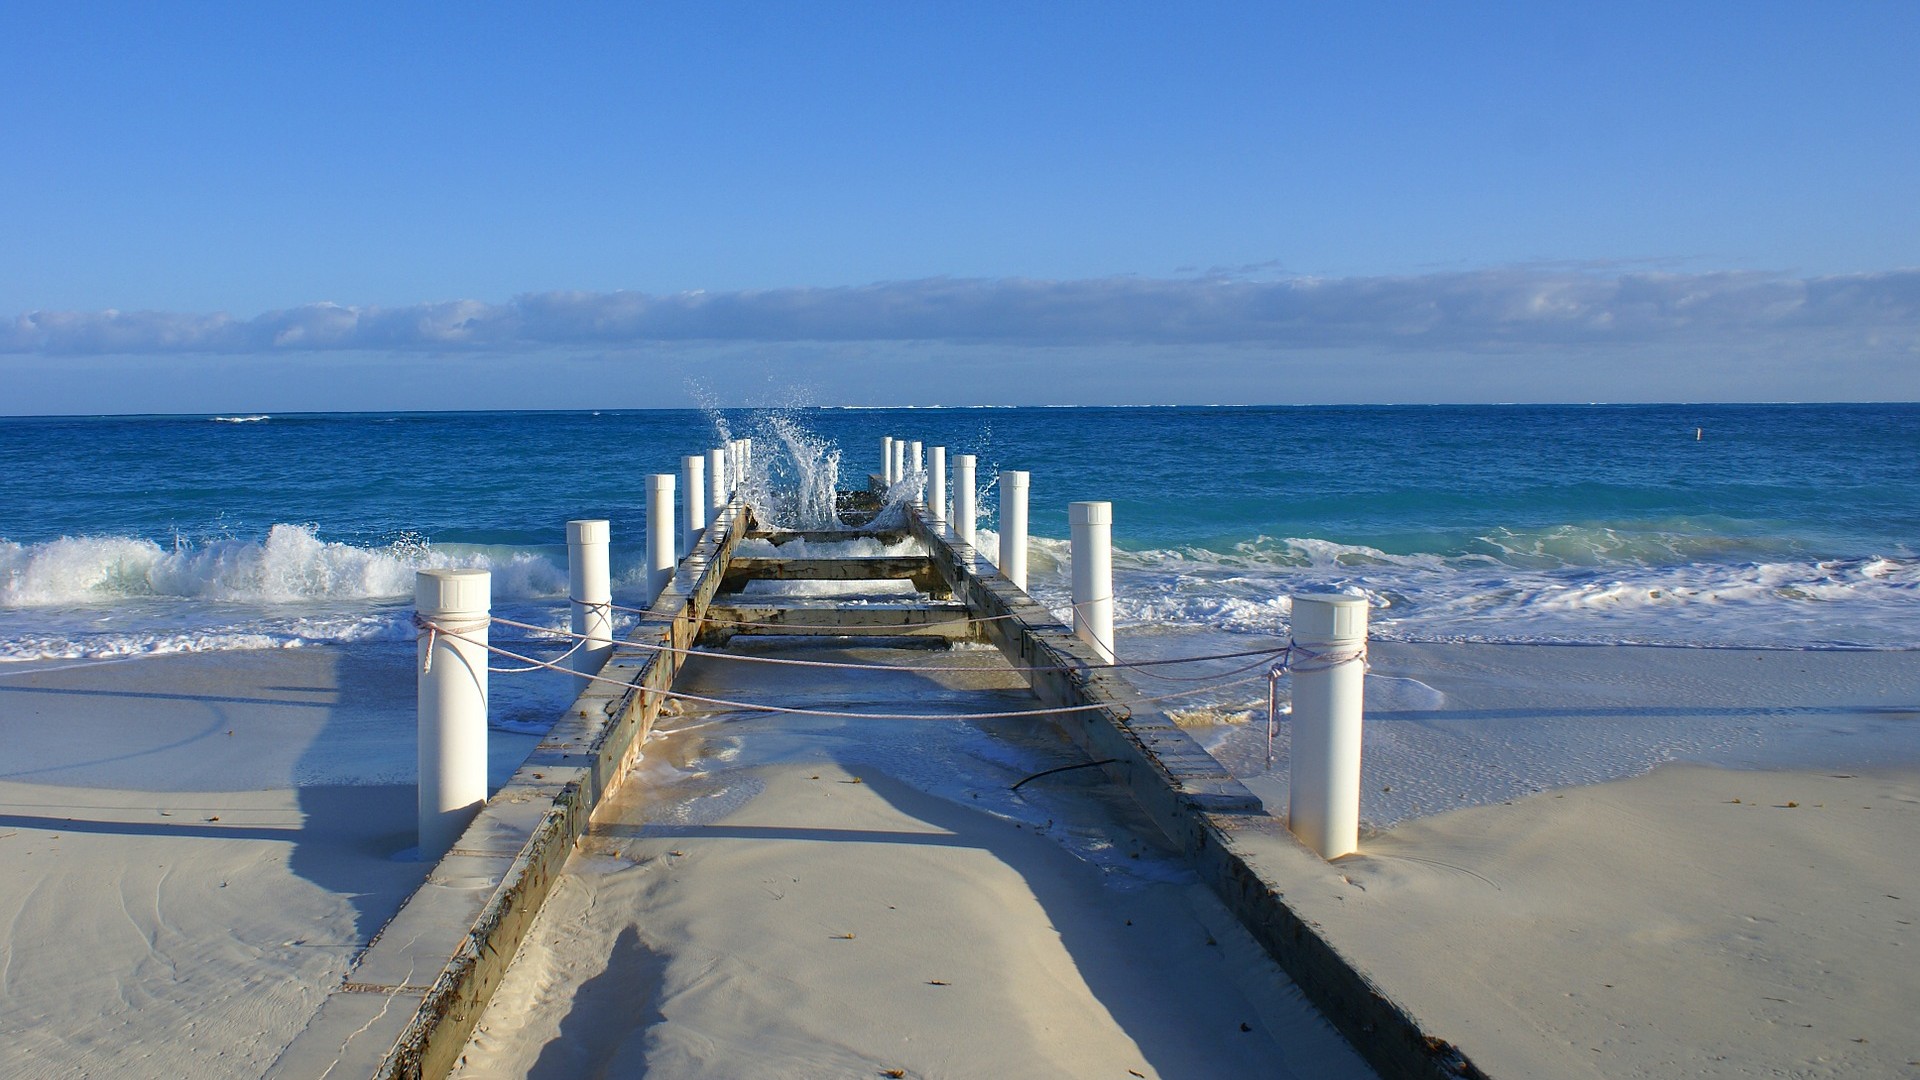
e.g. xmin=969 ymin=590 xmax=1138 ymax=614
xmin=863 ymin=478 xmax=916 ymax=530
xmin=685 ymin=398 xmax=973 ymax=534
xmin=756 ymin=413 xmax=840 ymax=526
xmin=687 ymin=379 xmax=735 ymax=448
xmin=738 ymin=412 xmax=846 ymax=530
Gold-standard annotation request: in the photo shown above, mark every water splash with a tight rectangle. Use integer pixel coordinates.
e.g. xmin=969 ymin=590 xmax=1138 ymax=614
xmin=686 ymin=379 xmax=734 ymax=448
xmin=861 ymin=469 xmax=928 ymax=531
xmin=754 ymin=412 xmax=846 ymax=529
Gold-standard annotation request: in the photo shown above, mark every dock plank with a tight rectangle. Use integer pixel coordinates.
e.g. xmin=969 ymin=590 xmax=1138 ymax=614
xmin=702 ymin=599 xmax=975 ymax=641
xmin=720 ymin=555 xmax=945 ymax=594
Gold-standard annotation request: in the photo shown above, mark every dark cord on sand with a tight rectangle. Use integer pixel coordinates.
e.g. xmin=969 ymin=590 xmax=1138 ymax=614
xmin=1011 ymin=759 xmax=1118 ymax=792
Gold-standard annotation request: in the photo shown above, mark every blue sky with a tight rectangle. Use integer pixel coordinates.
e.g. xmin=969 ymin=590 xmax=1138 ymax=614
xmin=3 ymin=3 xmax=1916 ymax=411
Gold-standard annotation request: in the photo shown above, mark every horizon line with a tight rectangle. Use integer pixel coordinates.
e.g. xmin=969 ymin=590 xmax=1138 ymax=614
xmin=4 ymin=400 xmax=1918 ymax=421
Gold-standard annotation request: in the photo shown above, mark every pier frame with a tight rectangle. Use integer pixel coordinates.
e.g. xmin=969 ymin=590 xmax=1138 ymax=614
xmin=283 ymin=486 xmax=1480 ymax=1080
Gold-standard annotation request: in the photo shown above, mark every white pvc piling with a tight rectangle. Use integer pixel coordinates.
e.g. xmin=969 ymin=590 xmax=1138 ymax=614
xmin=881 ymin=436 xmax=894 ymax=486
xmin=1069 ymin=501 xmax=1115 ymax=664
xmin=415 ymin=568 xmax=489 ymax=860
xmin=647 ymin=473 xmax=676 ymax=602
xmin=930 ymin=447 xmax=947 ymax=523
xmin=999 ymin=470 xmax=1030 ymax=590
xmin=953 ymin=454 xmax=977 ymax=547
xmin=727 ymin=441 xmax=740 ymax=495
xmin=1287 ymin=593 xmax=1370 ymax=860
xmin=741 ymin=437 xmax=752 ymax=486
xmin=707 ymin=447 xmax=727 ymax=514
xmin=565 ymin=520 xmax=613 ymax=694
xmin=682 ymin=455 xmax=706 ymax=556
xmin=891 ymin=438 xmax=907 ymax=489
xmin=909 ymin=441 xmax=925 ymax=503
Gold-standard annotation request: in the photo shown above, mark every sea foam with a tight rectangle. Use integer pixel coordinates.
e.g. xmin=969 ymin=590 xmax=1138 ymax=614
xmin=0 ymin=524 xmax=566 ymax=606
xmin=1010 ymin=539 xmax=1920 ymax=650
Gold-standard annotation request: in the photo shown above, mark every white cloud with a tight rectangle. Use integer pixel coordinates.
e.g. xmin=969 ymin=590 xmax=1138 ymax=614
xmin=4 ymin=268 xmax=1917 ymax=356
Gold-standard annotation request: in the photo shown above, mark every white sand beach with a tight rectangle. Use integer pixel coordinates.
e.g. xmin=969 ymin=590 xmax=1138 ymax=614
xmin=1248 ymin=642 xmax=1920 ymax=1078
xmin=1341 ymin=763 xmax=1920 ymax=1078
xmin=0 ymin=645 xmax=560 ymax=1079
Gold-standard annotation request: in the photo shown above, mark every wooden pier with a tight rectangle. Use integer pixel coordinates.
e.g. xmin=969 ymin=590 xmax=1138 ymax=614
xmin=270 ymin=492 xmax=1485 ymax=1080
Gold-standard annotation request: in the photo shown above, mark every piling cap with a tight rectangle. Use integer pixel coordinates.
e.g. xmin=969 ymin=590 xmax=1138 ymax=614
xmin=1291 ymin=591 xmax=1368 ymax=644
xmin=683 ymin=454 xmax=705 ymax=470
xmin=1069 ymin=501 xmax=1112 ymax=526
xmin=1001 ymin=470 xmax=1030 ymax=489
xmin=648 ymin=473 xmax=676 ymax=493
xmin=955 ymin=453 xmax=976 ymax=468
xmin=567 ymin=519 xmax=610 ymax=545
xmin=416 ymin=568 xmax=491 ymax=615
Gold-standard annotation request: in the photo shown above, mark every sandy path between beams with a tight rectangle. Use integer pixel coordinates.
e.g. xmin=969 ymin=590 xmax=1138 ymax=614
xmin=451 ymin=643 xmax=1376 ymax=1080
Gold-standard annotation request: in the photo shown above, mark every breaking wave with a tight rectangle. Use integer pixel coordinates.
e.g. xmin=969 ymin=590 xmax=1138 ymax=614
xmin=0 ymin=524 xmax=566 ymax=606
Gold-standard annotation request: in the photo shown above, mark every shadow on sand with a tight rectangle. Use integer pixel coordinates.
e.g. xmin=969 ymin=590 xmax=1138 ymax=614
xmin=524 ymin=925 xmax=670 ymax=1078
xmin=0 ymin=644 xmax=535 ymax=945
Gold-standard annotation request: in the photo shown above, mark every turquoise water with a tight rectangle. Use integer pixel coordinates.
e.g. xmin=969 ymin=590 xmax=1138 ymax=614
xmin=2 ymin=404 xmax=1916 ymax=658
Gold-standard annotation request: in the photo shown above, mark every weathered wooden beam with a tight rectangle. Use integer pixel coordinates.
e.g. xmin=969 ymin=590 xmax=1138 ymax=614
xmin=743 ymin=529 xmax=911 ymax=545
xmin=700 ymin=600 xmax=975 ymax=643
xmin=723 ymin=555 xmax=931 ymax=579
xmin=720 ymin=556 xmax=944 ymax=595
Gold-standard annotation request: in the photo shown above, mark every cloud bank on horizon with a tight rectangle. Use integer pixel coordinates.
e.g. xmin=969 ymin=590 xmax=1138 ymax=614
xmin=7 ymin=268 xmax=1917 ymax=357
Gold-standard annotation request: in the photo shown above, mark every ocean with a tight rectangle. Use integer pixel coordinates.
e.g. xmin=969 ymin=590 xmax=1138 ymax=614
xmin=2 ymin=404 xmax=1916 ymax=665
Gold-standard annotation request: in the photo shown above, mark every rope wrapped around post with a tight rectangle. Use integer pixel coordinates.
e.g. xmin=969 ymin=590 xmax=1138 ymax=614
xmin=1265 ymin=639 xmax=1371 ymax=769
xmin=414 ymin=568 xmax=492 ymax=860
xmin=414 ymin=611 xmax=492 ymax=674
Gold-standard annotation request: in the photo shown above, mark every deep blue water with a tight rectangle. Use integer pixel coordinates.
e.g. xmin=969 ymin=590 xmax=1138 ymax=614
xmin=2 ymin=404 xmax=1917 ymax=656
